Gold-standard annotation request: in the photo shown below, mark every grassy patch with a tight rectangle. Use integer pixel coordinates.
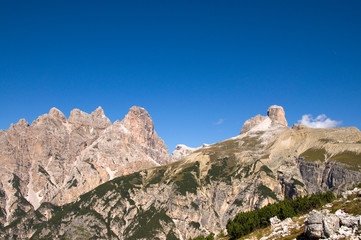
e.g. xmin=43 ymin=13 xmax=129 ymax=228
xmin=145 ymin=168 xmax=166 ymax=187
xmin=319 ymin=138 xmax=334 ymax=143
xmin=330 ymin=151 xmax=361 ymax=171
xmin=300 ymin=148 xmax=327 ymax=162
xmin=241 ymin=136 xmax=263 ymax=150
xmin=343 ymin=198 xmax=361 ymax=215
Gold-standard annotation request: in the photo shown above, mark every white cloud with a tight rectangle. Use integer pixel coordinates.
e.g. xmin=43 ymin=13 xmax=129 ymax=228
xmin=298 ymin=114 xmax=342 ymax=128
xmin=215 ymin=118 xmax=225 ymax=125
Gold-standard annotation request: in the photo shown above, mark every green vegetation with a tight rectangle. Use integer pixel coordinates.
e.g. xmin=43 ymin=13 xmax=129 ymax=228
xmin=124 ymin=206 xmax=173 ymax=240
xmin=38 ymin=165 xmax=49 ymax=177
xmin=300 ymin=148 xmax=361 ymax=171
xmin=292 ymin=177 xmax=305 ymax=187
xmin=233 ymin=199 xmax=243 ymax=207
xmin=68 ymin=179 xmax=78 ymax=188
xmin=241 ymin=160 xmax=260 ymax=178
xmin=300 ymin=148 xmax=327 ymax=162
xmin=145 ymin=167 xmax=167 ymax=187
xmin=190 ymin=221 xmax=200 ymax=229
xmin=319 ymin=138 xmax=334 ymax=143
xmin=173 ymin=161 xmax=200 ymax=195
xmin=259 ymin=165 xmax=275 ymax=178
xmin=191 ymin=202 xmax=199 ymax=210
xmin=166 ymin=230 xmax=179 ymax=240
xmin=330 ymin=151 xmax=361 ymax=171
xmin=226 ymin=191 xmax=336 ymax=239
xmin=241 ymin=136 xmax=263 ymax=150
xmin=257 ymin=184 xmax=278 ymax=201
xmin=84 ymin=158 xmax=97 ymax=171
xmin=205 ymin=157 xmax=236 ymax=184
xmin=205 ymin=155 xmax=240 ymax=184
xmin=188 ymin=232 xmax=214 ymax=240
xmin=67 ymin=177 xmax=78 ymax=188
xmin=38 ymin=165 xmax=55 ymax=186
xmin=11 ymin=173 xmax=21 ymax=189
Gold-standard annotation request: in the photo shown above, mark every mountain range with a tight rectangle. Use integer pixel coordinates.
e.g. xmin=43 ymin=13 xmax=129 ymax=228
xmin=0 ymin=105 xmax=360 ymax=239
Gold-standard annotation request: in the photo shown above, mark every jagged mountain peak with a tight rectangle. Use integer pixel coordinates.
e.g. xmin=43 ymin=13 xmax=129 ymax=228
xmin=49 ymin=107 xmax=67 ymax=123
xmin=12 ymin=118 xmax=29 ymax=128
xmin=90 ymin=106 xmax=107 ymax=119
xmin=68 ymin=107 xmax=111 ymax=129
xmin=122 ymin=106 xmax=153 ymax=129
xmin=0 ymin=105 xmax=171 ymax=227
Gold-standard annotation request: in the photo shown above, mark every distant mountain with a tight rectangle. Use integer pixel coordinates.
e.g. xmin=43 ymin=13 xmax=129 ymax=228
xmin=1 ymin=105 xmax=361 ymax=239
xmin=0 ymin=106 xmax=170 ymax=227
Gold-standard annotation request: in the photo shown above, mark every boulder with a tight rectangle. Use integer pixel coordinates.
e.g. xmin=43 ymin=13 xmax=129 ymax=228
xmin=305 ymin=210 xmax=324 ymax=239
xmin=323 ymin=214 xmax=340 ymax=238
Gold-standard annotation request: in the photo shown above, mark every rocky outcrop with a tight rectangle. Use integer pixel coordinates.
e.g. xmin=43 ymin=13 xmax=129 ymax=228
xmin=171 ymin=144 xmax=198 ymax=162
xmin=0 ymin=106 xmax=170 ymax=226
xmin=267 ymin=105 xmax=287 ymax=126
xmin=240 ymin=114 xmax=268 ymax=133
xmin=170 ymin=144 xmax=210 ymax=162
xmin=240 ymin=105 xmax=287 ymax=133
xmin=305 ymin=209 xmax=361 ymax=239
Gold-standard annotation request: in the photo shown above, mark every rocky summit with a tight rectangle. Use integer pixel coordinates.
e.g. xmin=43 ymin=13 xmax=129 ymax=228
xmin=1 ymin=105 xmax=361 ymax=240
xmin=0 ymin=106 xmax=170 ymax=227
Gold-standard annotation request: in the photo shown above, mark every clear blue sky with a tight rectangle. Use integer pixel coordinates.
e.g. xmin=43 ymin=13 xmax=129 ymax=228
xmin=1 ymin=1 xmax=361 ymax=152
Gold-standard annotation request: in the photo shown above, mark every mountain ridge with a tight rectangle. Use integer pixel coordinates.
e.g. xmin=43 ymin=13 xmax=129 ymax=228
xmin=1 ymin=105 xmax=361 ymax=239
xmin=0 ymin=106 xmax=171 ymax=227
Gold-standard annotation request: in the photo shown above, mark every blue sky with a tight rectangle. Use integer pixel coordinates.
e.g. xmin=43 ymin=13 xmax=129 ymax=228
xmin=1 ymin=1 xmax=361 ymax=152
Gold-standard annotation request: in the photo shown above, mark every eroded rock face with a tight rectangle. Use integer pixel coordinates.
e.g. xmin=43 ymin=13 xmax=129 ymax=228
xmin=120 ymin=106 xmax=169 ymax=165
xmin=240 ymin=105 xmax=287 ymax=134
xmin=0 ymin=106 xmax=170 ymax=226
xmin=1 ymin=105 xmax=361 ymax=239
xmin=240 ymin=115 xmax=268 ymax=133
xmin=267 ymin=105 xmax=287 ymax=126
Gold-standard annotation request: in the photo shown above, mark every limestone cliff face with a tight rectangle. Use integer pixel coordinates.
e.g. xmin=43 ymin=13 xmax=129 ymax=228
xmin=1 ymin=105 xmax=361 ymax=240
xmin=0 ymin=106 xmax=170 ymax=226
